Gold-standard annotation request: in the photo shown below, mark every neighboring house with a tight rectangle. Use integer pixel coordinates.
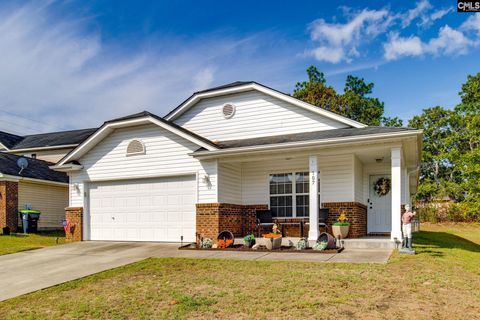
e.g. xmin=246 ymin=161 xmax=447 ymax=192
xmin=52 ymin=81 xmax=422 ymax=243
xmin=0 ymin=128 xmax=96 ymax=231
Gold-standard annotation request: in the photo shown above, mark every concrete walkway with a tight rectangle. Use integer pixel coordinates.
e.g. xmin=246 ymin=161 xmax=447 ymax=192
xmin=0 ymin=241 xmax=392 ymax=301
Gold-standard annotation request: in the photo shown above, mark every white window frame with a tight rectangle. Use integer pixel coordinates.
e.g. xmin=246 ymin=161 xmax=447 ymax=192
xmin=268 ymin=171 xmax=320 ymax=219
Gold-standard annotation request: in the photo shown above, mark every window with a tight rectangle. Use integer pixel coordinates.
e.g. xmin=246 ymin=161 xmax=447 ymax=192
xmin=126 ymin=139 xmax=145 ymax=156
xmin=269 ymin=171 xmax=320 ymax=218
xmin=269 ymin=173 xmax=293 ymax=218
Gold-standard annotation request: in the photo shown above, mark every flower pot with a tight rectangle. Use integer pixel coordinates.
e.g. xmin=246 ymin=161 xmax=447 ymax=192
xmin=263 ymin=235 xmax=282 ymax=250
xmin=332 ymin=225 xmax=350 ymax=239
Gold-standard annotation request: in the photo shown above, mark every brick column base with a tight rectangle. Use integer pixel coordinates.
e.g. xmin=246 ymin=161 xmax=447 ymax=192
xmin=0 ymin=181 xmax=18 ymax=232
xmin=65 ymin=207 xmax=83 ymax=242
xmin=323 ymin=202 xmax=367 ymax=238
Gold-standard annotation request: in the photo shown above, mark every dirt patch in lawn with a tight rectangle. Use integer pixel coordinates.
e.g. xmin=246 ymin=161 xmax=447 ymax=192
xmin=0 ymin=224 xmax=479 ymax=319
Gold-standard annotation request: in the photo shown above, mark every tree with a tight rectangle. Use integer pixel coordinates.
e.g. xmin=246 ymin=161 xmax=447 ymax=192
xmin=293 ymin=66 xmax=342 ymax=114
xmin=408 ymin=106 xmax=461 ymax=201
xmin=293 ymin=66 xmax=396 ymax=127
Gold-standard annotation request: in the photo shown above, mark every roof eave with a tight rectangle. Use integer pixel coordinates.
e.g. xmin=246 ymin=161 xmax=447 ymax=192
xmin=0 ymin=173 xmax=68 ymax=186
xmin=190 ymin=130 xmax=423 ymax=159
xmin=8 ymin=144 xmax=78 ymax=153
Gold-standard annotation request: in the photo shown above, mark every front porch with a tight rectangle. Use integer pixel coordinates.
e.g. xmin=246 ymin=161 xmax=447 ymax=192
xmin=194 ymin=142 xmax=419 ymax=243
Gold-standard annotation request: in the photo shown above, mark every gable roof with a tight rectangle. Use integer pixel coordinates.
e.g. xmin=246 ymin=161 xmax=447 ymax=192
xmin=0 ymin=152 xmax=68 ymax=183
xmin=55 ymin=110 xmax=219 ymax=168
xmin=164 ymin=81 xmax=367 ymax=128
xmin=0 ymin=131 xmax=24 ymax=149
xmin=0 ymin=128 xmax=97 ymax=151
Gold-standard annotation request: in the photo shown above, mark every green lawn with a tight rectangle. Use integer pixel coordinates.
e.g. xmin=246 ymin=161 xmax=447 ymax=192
xmin=1 ymin=223 xmax=479 ymax=319
xmin=0 ymin=230 xmax=65 ymax=255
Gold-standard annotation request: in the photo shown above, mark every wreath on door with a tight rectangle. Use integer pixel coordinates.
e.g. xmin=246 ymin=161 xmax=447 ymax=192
xmin=374 ymin=177 xmax=391 ymax=197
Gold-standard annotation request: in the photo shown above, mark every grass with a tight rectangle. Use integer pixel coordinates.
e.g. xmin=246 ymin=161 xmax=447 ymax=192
xmin=1 ymin=223 xmax=479 ymax=319
xmin=0 ymin=230 xmax=65 ymax=255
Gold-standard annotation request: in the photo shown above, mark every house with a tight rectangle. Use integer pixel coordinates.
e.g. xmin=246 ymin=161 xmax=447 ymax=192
xmin=52 ymin=81 xmax=422 ymax=243
xmin=0 ymin=128 xmax=96 ymax=231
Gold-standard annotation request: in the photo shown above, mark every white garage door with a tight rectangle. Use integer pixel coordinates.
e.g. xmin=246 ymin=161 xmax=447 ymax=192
xmin=88 ymin=175 xmax=196 ymax=242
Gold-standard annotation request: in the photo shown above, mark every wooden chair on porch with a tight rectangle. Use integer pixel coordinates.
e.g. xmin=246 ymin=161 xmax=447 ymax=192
xmin=255 ymin=210 xmax=274 ymax=236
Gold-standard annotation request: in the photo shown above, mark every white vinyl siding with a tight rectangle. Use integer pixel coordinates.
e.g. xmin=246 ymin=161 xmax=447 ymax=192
xmin=354 ymin=155 xmax=364 ymax=203
xmin=69 ymin=124 xmax=217 ymax=208
xmin=18 ymin=182 xmax=68 ymax=229
xmin=218 ymin=162 xmax=242 ymax=204
xmin=14 ymin=148 xmax=73 ymax=163
xmin=241 ymin=154 xmax=354 ymax=205
xmin=174 ymin=90 xmax=349 ymax=142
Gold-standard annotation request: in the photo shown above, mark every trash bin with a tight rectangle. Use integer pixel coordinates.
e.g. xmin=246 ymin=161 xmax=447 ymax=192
xmin=19 ymin=210 xmax=41 ymax=233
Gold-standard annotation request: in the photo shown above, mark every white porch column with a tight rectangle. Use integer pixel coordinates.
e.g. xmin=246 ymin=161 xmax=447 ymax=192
xmin=308 ymin=155 xmax=319 ymax=241
xmin=391 ymin=147 xmax=402 ymax=241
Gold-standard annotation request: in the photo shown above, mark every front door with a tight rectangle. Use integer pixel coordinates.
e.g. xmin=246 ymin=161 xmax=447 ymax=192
xmin=368 ymin=174 xmax=392 ymax=233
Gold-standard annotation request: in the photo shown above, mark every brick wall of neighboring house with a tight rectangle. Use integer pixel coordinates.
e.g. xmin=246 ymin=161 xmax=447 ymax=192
xmin=0 ymin=181 xmax=18 ymax=231
xmin=65 ymin=207 xmax=83 ymax=242
xmin=196 ymin=202 xmax=369 ymax=240
xmin=323 ymin=202 xmax=368 ymax=238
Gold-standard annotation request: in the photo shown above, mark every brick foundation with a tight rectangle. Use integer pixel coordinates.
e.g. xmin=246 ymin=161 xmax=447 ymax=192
xmin=196 ymin=202 xmax=368 ymax=240
xmin=0 ymin=181 xmax=18 ymax=232
xmin=65 ymin=207 xmax=83 ymax=242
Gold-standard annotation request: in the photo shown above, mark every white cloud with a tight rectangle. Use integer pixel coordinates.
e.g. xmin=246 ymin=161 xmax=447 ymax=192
xmin=419 ymin=7 xmax=453 ymax=28
xmin=384 ymin=33 xmax=424 ymax=60
xmin=0 ymin=3 xmax=293 ymax=134
xmin=384 ymin=26 xmax=474 ymax=60
xmin=401 ymin=0 xmax=431 ymax=28
xmin=461 ymin=13 xmax=480 ymax=36
xmin=308 ymin=8 xmax=389 ymax=63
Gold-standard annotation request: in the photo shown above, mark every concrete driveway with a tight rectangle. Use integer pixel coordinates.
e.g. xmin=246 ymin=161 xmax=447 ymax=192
xmin=0 ymin=241 xmax=392 ymax=301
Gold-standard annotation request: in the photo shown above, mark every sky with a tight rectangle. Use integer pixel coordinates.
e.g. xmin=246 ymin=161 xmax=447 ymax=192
xmin=0 ymin=0 xmax=479 ymax=135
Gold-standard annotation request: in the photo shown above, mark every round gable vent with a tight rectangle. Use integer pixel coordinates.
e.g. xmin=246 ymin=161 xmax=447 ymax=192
xmin=222 ymin=103 xmax=236 ymax=119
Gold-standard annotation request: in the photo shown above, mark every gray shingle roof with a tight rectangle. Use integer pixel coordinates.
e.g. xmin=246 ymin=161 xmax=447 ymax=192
xmin=0 ymin=128 xmax=97 ymax=150
xmin=164 ymin=81 xmax=255 ymax=119
xmin=212 ymin=127 xmax=419 ymax=149
xmin=0 ymin=152 xmax=68 ymax=183
xmin=0 ymin=131 xmax=23 ymax=149
xmin=104 ymin=110 xmax=218 ymax=149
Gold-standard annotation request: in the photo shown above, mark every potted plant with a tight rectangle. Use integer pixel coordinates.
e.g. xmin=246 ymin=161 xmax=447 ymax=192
xmin=263 ymin=223 xmax=282 ymax=250
xmin=296 ymin=238 xmax=308 ymax=250
xmin=200 ymin=238 xmax=213 ymax=249
xmin=332 ymin=212 xmax=350 ymax=239
xmin=243 ymin=234 xmax=255 ymax=248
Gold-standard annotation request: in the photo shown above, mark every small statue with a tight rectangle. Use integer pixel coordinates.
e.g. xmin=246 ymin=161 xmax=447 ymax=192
xmin=400 ymin=204 xmax=416 ymax=255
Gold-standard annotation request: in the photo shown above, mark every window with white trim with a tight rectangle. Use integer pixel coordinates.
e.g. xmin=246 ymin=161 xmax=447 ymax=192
xmin=269 ymin=171 xmax=320 ymax=218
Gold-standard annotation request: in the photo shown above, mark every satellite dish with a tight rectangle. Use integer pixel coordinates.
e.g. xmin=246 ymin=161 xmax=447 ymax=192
xmin=17 ymin=157 xmax=29 ymax=175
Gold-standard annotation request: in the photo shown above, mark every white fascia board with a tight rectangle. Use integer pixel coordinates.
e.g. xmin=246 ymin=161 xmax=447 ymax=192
xmin=0 ymin=173 xmax=68 ymax=186
xmin=49 ymin=164 xmax=84 ymax=172
xmin=191 ymin=130 xmax=423 ymax=159
xmin=8 ymin=144 xmax=78 ymax=153
xmin=0 ymin=143 xmax=9 ymax=151
xmin=165 ymin=83 xmax=367 ymax=128
xmin=57 ymin=116 xmax=218 ymax=166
